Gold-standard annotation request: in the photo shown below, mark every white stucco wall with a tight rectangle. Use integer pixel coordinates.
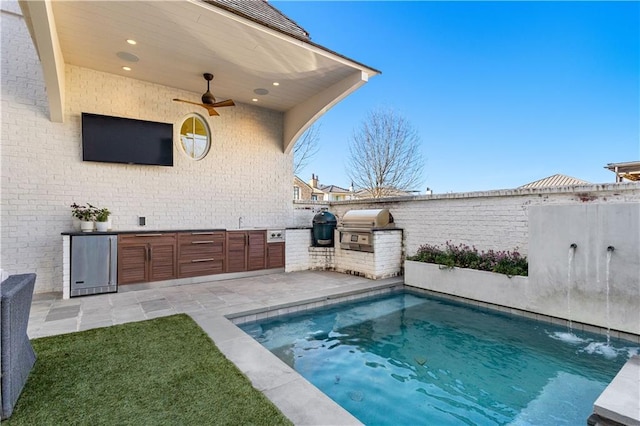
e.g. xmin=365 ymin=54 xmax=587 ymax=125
xmin=1 ymin=6 xmax=294 ymax=293
xmin=528 ymin=203 xmax=640 ymax=335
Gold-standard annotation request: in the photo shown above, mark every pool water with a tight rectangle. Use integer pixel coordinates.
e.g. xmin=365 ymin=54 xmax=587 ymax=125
xmin=240 ymin=291 xmax=639 ymax=425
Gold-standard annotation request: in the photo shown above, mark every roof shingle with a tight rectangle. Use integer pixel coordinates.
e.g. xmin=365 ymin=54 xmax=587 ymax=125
xmin=204 ymin=0 xmax=310 ymax=41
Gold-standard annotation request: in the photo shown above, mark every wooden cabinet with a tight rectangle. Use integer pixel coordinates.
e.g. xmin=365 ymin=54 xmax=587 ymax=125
xmin=177 ymin=231 xmax=225 ymax=278
xmin=117 ymin=229 xmax=277 ymax=285
xmin=267 ymin=242 xmax=285 ymax=269
xmin=118 ymin=233 xmax=177 ymax=285
xmin=226 ymin=230 xmax=266 ymax=272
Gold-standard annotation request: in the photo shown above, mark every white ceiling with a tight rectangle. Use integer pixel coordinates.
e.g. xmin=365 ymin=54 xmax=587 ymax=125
xmin=48 ymin=0 xmax=378 ymax=112
xmin=19 ymin=0 xmax=379 ymax=150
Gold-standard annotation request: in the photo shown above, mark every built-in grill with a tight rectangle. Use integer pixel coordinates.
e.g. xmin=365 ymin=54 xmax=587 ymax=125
xmin=338 ymin=209 xmax=394 ymax=252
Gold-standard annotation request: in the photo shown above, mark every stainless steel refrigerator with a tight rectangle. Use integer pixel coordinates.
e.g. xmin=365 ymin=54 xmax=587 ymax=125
xmin=70 ymin=235 xmax=118 ymax=297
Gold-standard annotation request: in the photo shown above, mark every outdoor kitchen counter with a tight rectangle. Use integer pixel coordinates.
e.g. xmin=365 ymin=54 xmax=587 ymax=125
xmin=62 ymin=228 xmax=229 ymax=236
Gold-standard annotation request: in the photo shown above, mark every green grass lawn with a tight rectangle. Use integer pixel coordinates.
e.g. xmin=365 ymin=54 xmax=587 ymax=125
xmin=7 ymin=314 xmax=292 ymax=425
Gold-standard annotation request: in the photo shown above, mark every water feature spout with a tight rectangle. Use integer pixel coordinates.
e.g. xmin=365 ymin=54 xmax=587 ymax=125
xmin=566 ymin=245 xmax=576 ymax=332
xmin=605 ymin=247 xmax=614 ymax=345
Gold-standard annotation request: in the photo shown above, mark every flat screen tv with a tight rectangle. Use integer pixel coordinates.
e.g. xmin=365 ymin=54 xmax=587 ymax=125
xmin=82 ymin=113 xmax=173 ymax=166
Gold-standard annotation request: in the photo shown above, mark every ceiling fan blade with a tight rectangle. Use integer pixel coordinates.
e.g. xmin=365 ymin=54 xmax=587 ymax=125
xmin=211 ymin=99 xmax=235 ymax=108
xmin=204 ymin=105 xmax=220 ymax=116
xmin=174 ymin=98 xmax=219 ymax=116
xmin=173 ymin=98 xmax=203 ymax=107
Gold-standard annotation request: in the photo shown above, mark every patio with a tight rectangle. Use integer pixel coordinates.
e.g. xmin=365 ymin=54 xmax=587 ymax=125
xmin=27 ymin=271 xmax=403 ymax=425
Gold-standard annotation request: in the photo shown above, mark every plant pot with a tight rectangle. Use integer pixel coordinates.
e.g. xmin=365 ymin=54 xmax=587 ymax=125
xmin=80 ymin=220 xmax=94 ymax=232
xmin=95 ymin=221 xmax=109 ymax=232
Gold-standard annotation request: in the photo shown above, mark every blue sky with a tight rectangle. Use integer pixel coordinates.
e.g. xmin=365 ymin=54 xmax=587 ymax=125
xmin=273 ymin=1 xmax=640 ymax=193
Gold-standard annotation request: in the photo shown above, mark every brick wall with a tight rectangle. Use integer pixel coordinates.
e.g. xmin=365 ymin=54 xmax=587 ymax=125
xmin=329 ymin=184 xmax=640 ymax=258
xmin=1 ymin=5 xmax=294 ymax=293
xmin=334 ymin=230 xmax=403 ymax=279
xmin=284 ymin=229 xmax=311 ymax=272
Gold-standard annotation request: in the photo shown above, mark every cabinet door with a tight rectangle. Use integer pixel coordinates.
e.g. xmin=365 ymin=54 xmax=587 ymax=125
xmin=247 ymin=231 xmax=266 ymax=271
xmin=118 ymin=233 xmax=176 ymax=284
xmin=148 ymin=239 xmax=177 ymax=282
xmin=226 ymin=231 xmax=247 ymax=273
xmin=267 ymin=242 xmax=285 ymax=269
xmin=118 ymin=242 xmax=147 ymax=285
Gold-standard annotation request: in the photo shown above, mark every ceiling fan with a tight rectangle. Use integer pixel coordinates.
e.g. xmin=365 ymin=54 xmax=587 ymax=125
xmin=173 ymin=73 xmax=235 ymax=116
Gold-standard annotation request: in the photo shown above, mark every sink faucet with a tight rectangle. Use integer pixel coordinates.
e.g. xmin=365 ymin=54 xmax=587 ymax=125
xmin=239 ymin=217 xmax=244 ymax=229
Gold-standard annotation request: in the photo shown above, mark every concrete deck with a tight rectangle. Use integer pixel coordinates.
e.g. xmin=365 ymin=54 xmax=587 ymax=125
xmin=28 ymin=271 xmax=404 ymax=425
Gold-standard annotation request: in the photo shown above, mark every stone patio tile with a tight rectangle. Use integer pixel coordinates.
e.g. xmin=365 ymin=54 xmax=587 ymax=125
xmin=33 ymin=317 xmax=78 ymax=337
xmin=144 ymin=309 xmax=177 ymax=320
xmin=109 ymin=293 xmax=140 ymax=306
xmin=140 ymin=298 xmax=171 ymax=313
xmin=112 ymin=305 xmax=145 ymax=324
xmin=217 ymin=293 xmax=254 ymax=305
xmin=79 ymin=320 xmax=114 ymax=331
xmin=135 ymin=291 xmax=165 ymax=302
xmin=80 ymin=310 xmax=112 ymax=323
xmin=170 ymin=300 xmax=204 ymax=313
xmin=45 ymin=305 xmax=81 ymax=322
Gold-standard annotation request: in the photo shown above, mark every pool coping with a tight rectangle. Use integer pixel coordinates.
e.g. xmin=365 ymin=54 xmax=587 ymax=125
xmin=191 ymin=280 xmax=639 ymax=426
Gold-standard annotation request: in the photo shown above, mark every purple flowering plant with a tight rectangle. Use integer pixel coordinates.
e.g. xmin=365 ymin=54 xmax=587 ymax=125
xmin=407 ymin=241 xmax=528 ymax=277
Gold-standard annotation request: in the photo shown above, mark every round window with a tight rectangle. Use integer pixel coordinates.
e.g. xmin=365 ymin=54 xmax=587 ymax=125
xmin=178 ymin=113 xmax=211 ymax=160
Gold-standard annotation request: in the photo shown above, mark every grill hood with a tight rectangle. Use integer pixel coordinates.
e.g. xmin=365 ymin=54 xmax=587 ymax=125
xmin=340 ymin=209 xmax=394 ymax=229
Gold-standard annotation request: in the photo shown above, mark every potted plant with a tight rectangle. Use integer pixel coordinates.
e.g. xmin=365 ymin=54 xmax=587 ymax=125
xmin=70 ymin=203 xmax=97 ymax=232
xmin=95 ymin=207 xmax=111 ymax=232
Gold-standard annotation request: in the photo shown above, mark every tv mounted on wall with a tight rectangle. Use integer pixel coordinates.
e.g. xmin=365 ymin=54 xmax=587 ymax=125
xmin=81 ymin=113 xmax=174 ymax=166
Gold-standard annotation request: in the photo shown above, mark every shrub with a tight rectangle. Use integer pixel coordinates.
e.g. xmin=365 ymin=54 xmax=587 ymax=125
xmin=407 ymin=241 xmax=528 ymax=277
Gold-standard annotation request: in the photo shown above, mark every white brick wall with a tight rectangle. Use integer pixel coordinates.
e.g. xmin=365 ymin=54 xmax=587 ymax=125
xmin=330 ymin=185 xmax=640 ymax=258
xmin=284 ymin=229 xmax=311 ymax=272
xmin=334 ymin=230 xmax=403 ymax=279
xmin=309 ymin=247 xmax=334 ymax=271
xmin=1 ymin=5 xmax=294 ymax=293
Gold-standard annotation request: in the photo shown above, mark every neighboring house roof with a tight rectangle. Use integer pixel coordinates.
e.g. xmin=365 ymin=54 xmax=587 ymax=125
xmin=293 ymin=176 xmax=313 ymax=191
xmin=319 ymin=184 xmax=350 ymax=194
xmin=519 ymin=174 xmax=590 ymax=188
xmin=604 ymin=161 xmax=640 ymax=182
xmin=205 ymin=0 xmax=310 ymax=41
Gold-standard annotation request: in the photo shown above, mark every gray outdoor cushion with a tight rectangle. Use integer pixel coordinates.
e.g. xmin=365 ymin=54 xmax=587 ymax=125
xmin=1 ymin=273 xmax=37 ymax=420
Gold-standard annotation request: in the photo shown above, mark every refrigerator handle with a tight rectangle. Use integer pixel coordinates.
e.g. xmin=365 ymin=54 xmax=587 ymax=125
xmin=108 ymin=237 xmax=112 ymax=284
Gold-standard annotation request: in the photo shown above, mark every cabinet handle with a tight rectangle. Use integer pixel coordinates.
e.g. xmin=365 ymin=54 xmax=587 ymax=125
xmin=191 ymin=232 xmax=214 ymax=235
xmin=136 ymin=233 xmax=163 ymax=237
xmin=191 ymin=241 xmax=214 ymax=244
xmin=191 ymin=258 xmax=214 ymax=263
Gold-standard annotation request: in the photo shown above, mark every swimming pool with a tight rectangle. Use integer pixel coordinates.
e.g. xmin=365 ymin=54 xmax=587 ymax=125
xmin=240 ymin=291 xmax=639 ymax=425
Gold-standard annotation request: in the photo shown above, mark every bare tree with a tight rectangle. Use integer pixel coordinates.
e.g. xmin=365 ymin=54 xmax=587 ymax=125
xmin=347 ymin=108 xmax=424 ymax=198
xmin=293 ymin=124 xmax=321 ymax=175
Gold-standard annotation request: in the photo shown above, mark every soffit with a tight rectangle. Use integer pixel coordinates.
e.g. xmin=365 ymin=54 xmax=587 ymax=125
xmin=49 ymin=0 xmax=378 ymax=112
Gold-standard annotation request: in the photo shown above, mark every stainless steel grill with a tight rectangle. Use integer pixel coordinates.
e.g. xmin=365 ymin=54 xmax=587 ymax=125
xmin=339 ymin=209 xmax=394 ymax=252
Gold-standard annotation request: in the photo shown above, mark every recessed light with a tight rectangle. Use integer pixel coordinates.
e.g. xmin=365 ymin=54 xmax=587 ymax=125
xmin=122 ymin=66 xmax=131 ymax=71
xmin=126 ymin=39 xmax=137 ymax=45
xmin=253 ymin=88 xmax=269 ymax=95
xmin=272 ymin=82 xmax=280 ymax=86
xmin=252 ymin=98 xmax=258 ymax=102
